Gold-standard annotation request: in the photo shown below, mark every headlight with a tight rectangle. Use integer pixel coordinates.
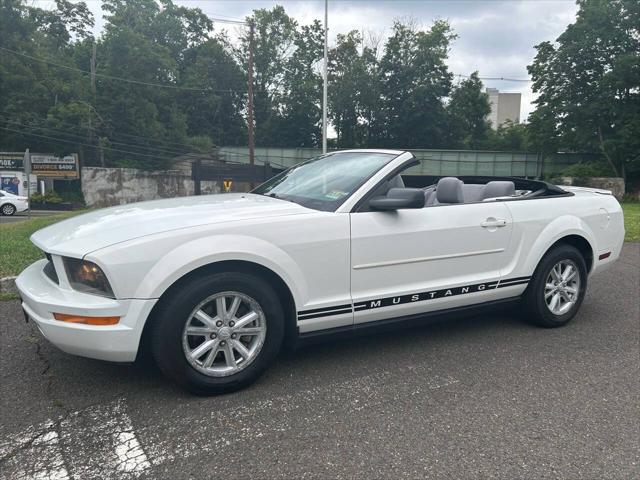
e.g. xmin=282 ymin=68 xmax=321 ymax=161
xmin=63 ymin=258 xmax=115 ymax=298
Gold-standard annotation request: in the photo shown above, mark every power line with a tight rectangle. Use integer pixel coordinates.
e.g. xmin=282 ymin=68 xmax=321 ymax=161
xmin=0 ymin=46 xmax=245 ymax=93
xmin=454 ymin=73 xmax=531 ymax=83
xmin=0 ymin=120 xmax=287 ymax=167
xmin=0 ymin=113 xmax=223 ymax=151
xmin=208 ymin=17 xmax=247 ymax=26
xmin=0 ymin=118 xmax=192 ymax=157
xmin=0 ymin=125 xmax=176 ymax=161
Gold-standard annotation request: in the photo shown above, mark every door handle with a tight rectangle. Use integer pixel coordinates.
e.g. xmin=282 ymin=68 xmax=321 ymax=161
xmin=481 ymin=218 xmax=507 ymax=228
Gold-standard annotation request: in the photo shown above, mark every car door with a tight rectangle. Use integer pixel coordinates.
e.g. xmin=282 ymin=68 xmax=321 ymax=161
xmin=349 ymin=201 xmax=515 ymax=325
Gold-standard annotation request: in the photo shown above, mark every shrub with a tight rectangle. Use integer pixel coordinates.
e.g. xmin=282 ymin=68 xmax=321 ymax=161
xmin=30 ymin=191 xmax=63 ymax=204
xmin=560 ymin=161 xmax=617 ymax=178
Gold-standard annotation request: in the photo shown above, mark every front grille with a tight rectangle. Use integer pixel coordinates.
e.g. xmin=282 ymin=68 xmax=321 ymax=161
xmin=43 ymin=253 xmax=59 ymax=284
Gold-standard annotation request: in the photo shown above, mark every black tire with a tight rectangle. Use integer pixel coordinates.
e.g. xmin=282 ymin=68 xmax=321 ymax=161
xmin=150 ymin=271 xmax=285 ymax=394
xmin=524 ymin=244 xmax=588 ymax=328
xmin=1 ymin=203 xmax=16 ymax=216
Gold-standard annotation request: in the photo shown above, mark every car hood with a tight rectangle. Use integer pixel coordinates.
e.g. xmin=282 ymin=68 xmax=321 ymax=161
xmin=31 ymin=193 xmax=312 ymax=256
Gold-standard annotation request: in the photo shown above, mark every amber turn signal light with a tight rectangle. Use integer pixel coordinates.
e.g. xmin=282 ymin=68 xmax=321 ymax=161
xmin=53 ymin=313 xmax=120 ymax=326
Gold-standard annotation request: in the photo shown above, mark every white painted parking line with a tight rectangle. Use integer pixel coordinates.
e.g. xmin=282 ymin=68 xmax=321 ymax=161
xmin=0 ymin=366 xmax=458 ymax=479
xmin=1 ymin=422 xmax=70 ymax=480
xmin=58 ymin=399 xmax=150 ymax=479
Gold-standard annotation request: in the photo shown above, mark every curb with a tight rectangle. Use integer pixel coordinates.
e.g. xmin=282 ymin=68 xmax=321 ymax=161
xmin=0 ymin=276 xmax=17 ymax=295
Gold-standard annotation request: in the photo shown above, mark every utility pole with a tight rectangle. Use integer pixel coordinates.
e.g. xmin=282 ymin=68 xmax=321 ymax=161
xmin=322 ymin=0 xmax=328 ymax=153
xmin=24 ymin=149 xmax=31 ymax=219
xmin=248 ymin=21 xmax=256 ymax=183
xmin=89 ymin=42 xmax=103 ymax=166
xmin=90 ymin=42 xmax=97 ymax=97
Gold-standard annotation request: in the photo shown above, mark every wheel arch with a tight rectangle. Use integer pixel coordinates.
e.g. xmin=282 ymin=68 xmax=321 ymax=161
xmin=139 ymin=259 xmax=298 ymax=358
xmin=549 ymin=234 xmax=594 ymax=273
xmin=517 ymin=215 xmax=597 ymax=279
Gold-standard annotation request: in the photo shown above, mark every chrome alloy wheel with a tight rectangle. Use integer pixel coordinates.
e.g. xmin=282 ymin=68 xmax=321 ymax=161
xmin=544 ymin=260 xmax=581 ymax=316
xmin=182 ymin=291 xmax=267 ymax=377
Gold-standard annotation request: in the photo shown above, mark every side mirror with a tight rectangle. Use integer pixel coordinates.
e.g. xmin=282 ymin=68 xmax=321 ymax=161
xmin=369 ymin=188 xmax=425 ymax=211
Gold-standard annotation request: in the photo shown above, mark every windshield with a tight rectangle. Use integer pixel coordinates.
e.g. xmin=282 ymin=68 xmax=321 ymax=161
xmin=252 ymin=151 xmax=398 ymax=211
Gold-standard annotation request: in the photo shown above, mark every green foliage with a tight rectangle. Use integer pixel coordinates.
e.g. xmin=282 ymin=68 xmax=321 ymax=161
xmin=621 ymin=203 xmax=640 ymax=241
xmin=328 ymin=31 xmax=383 ymax=148
xmin=5 ymin=0 xmax=637 ymax=174
xmin=482 ymin=121 xmax=531 ymax=151
xmin=1 ymin=0 xmax=243 ymax=170
xmin=379 ymin=20 xmax=456 ymax=148
xmin=528 ymin=0 xmax=640 ymax=182
xmin=30 ymin=190 xmax=63 ymax=204
xmin=0 ymin=210 xmax=86 ymax=277
xmin=58 ymin=188 xmax=85 ymax=205
xmin=559 ymin=161 xmax=617 ymax=178
xmin=448 ymin=72 xmax=491 ymax=149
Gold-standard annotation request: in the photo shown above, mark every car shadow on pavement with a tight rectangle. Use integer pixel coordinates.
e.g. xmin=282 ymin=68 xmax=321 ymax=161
xmin=26 ymin=306 xmax=524 ymax=403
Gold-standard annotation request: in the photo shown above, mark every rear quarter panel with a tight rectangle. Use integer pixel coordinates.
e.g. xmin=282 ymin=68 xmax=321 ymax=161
xmin=503 ymin=193 xmax=624 ymax=279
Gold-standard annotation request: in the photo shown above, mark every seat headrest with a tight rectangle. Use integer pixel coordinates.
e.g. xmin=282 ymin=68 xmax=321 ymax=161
xmin=436 ymin=177 xmax=464 ymax=204
xmin=484 ymin=181 xmax=515 ymax=199
xmin=388 ymin=174 xmax=405 ymax=189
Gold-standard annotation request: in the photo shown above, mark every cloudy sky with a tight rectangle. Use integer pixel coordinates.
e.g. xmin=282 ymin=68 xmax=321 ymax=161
xmin=40 ymin=0 xmax=580 ymax=120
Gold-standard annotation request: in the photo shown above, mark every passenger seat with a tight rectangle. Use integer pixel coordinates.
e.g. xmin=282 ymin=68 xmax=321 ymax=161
xmin=424 ymin=178 xmax=516 ymax=206
xmin=483 ymin=181 xmax=515 ymax=200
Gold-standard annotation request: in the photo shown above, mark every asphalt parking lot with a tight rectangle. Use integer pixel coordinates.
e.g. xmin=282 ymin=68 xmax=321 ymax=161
xmin=1 ymin=244 xmax=638 ymax=480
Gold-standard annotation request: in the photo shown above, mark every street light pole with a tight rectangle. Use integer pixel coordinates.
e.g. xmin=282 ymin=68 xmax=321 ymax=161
xmin=322 ymin=0 xmax=328 ymax=154
xmin=248 ymin=21 xmax=255 ymax=173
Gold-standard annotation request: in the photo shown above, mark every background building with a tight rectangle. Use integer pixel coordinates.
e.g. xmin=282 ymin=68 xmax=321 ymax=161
xmin=486 ymin=88 xmax=521 ymax=129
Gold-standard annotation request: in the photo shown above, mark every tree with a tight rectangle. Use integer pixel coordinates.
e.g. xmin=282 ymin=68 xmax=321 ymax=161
xmin=179 ymin=34 xmax=246 ymax=147
xmin=447 ymin=72 xmax=491 ymax=149
xmin=0 ymin=0 xmax=94 ymax=158
xmin=278 ymin=21 xmax=324 ymax=147
xmin=327 ymin=31 xmax=384 ymax=148
xmin=484 ymin=121 xmax=531 ymax=151
xmin=379 ymin=20 xmax=456 ymax=149
xmin=528 ymin=0 xmax=640 ymax=183
xmin=240 ymin=6 xmax=297 ymax=147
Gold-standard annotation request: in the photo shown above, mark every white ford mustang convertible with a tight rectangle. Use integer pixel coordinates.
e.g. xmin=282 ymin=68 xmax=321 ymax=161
xmin=17 ymin=150 xmax=625 ymax=393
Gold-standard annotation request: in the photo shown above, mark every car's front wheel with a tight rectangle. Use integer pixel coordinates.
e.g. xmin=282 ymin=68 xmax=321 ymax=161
xmin=524 ymin=244 xmax=587 ymax=327
xmin=150 ymin=271 xmax=285 ymax=394
xmin=1 ymin=203 xmax=16 ymax=216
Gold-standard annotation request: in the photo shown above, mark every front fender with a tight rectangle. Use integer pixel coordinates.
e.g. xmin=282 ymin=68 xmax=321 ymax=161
xmin=518 ymin=215 xmax=597 ymax=276
xmin=133 ymin=234 xmax=308 ymax=306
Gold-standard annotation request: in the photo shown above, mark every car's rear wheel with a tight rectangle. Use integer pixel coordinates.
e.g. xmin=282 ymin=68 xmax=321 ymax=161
xmin=150 ymin=271 xmax=284 ymax=394
xmin=524 ymin=244 xmax=587 ymax=327
xmin=1 ymin=203 xmax=16 ymax=216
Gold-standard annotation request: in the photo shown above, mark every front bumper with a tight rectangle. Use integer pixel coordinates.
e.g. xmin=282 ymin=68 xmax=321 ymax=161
xmin=16 ymin=259 xmax=157 ymax=362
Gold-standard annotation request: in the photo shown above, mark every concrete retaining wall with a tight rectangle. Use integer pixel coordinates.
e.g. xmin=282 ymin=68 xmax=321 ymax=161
xmin=81 ymin=167 xmax=221 ymax=208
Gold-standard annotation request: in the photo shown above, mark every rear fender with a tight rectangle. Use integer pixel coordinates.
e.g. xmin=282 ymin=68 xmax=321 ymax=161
xmin=515 ymin=215 xmax=597 ymax=277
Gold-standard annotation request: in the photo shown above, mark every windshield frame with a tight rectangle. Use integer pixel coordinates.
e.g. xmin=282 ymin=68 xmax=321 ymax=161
xmin=251 ymin=151 xmax=402 ymax=212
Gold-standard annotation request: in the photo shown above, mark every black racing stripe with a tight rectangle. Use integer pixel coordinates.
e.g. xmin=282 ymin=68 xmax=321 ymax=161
xmin=298 ymin=307 xmax=353 ymax=320
xmin=298 ymin=303 xmax=352 ymax=316
xmin=502 ymin=276 xmax=531 ymax=283
xmin=298 ymin=275 xmax=533 ymax=322
xmin=497 ymin=280 xmax=529 ymax=288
